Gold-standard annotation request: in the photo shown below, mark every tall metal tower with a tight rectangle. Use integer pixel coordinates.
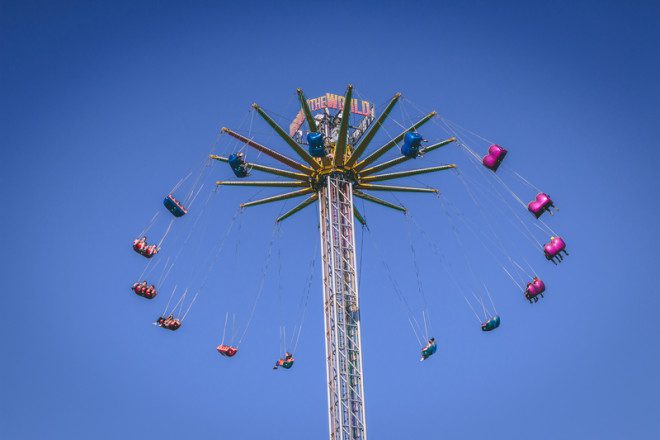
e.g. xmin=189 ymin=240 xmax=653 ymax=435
xmin=211 ymin=85 xmax=457 ymax=440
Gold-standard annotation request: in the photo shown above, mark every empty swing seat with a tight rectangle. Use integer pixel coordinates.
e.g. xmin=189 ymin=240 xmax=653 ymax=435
xmin=482 ymin=144 xmax=507 ymax=171
xmin=527 ymin=193 xmax=554 ymax=219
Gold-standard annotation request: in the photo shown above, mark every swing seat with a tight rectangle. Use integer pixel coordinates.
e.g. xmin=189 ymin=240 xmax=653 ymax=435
xmin=143 ymin=287 xmax=157 ymax=299
xmin=525 ymin=278 xmax=546 ymax=301
xmin=481 ymin=315 xmax=501 ymax=331
xmin=482 ymin=144 xmax=507 ymax=172
xmin=532 ymin=278 xmax=545 ymax=293
xmin=307 ymin=132 xmax=326 ymax=157
xmin=217 ymin=345 xmax=238 ymax=357
xmin=132 ymin=283 xmax=157 ymax=299
xmin=141 ymin=245 xmax=159 ymax=259
xmin=401 ymin=132 xmax=423 ymax=158
xmin=421 ymin=343 xmax=437 ymax=359
xmin=161 ymin=319 xmax=181 ymax=331
xmin=133 ymin=239 xmax=146 ymax=252
xmin=527 ymin=193 xmax=553 ymax=219
xmin=544 ymin=236 xmax=566 ymax=259
xmin=228 ymin=153 xmax=249 ymax=178
xmin=276 ymin=355 xmax=295 ymax=369
xmin=163 ymin=194 xmax=188 ymax=217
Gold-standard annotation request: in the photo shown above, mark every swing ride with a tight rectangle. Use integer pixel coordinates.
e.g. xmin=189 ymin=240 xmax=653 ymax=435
xmin=128 ymin=84 xmax=569 ymax=440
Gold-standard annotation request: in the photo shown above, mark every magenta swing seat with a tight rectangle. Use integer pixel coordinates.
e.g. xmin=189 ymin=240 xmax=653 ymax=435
xmin=528 ymin=193 xmax=554 ymax=218
xmin=544 ymin=236 xmax=568 ymax=264
xmin=482 ymin=144 xmax=507 ymax=172
xmin=525 ymin=277 xmax=546 ymax=303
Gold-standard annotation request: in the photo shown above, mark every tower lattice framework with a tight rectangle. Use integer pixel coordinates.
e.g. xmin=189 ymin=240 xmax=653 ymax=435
xmin=211 ymin=85 xmax=457 ymax=440
xmin=319 ymin=173 xmax=366 ymax=439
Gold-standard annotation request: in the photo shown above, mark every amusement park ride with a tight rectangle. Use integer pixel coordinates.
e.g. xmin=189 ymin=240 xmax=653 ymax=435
xmin=211 ymin=85 xmax=455 ymax=440
xmin=132 ymin=84 xmax=566 ymax=440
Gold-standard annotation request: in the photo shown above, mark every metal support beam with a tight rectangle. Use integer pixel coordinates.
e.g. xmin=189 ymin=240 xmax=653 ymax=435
xmin=318 ymin=174 xmax=367 ymax=440
xmin=221 ymin=127 xmax=313 ymax=174
xmin=252 ymin=104 xmax=320 ymax=169
xmin=276 ymin=193 xmax=319 ymax=222
xmin=345 ymin=92 xmax=401 ymax=167
xmin=213 ymin=91 xmax=457 ymax=440
xmin=360 ymin=164 xmax=456 ymax=183
xmin=355 ymin=111 xmax=437 ymax=171
xmin=297 ymin=88 xmax=318 ymax=133
xmin=334 ymin=84 xmax=353 ymax=167
xmin=209 ymin=155 xmax=310 ymax=180
xmin=353 ymin=190 xmax=406 ymax=213
xmin=353 ymin=207 xmax=367 ymax=226
xmin=240 ymin=188 xmax=314 ymax=208
xmin=355 ymin=183 xmax=438 ymax=193
xmin=216 ymin=180 xmax=307 ymax=188
xmin=360 ymin=137 xmax=456 ymax=176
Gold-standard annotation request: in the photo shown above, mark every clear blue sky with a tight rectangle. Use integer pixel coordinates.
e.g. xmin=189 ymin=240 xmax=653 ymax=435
xmin=2 ymin=1 xmax=659 ymax=439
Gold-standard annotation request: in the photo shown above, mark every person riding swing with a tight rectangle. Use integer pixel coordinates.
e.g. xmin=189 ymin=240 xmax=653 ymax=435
xmin=273 ymin=352 xmax=295 ymax=370
xmin=420 ymin=337 xmax=437 ymax=361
